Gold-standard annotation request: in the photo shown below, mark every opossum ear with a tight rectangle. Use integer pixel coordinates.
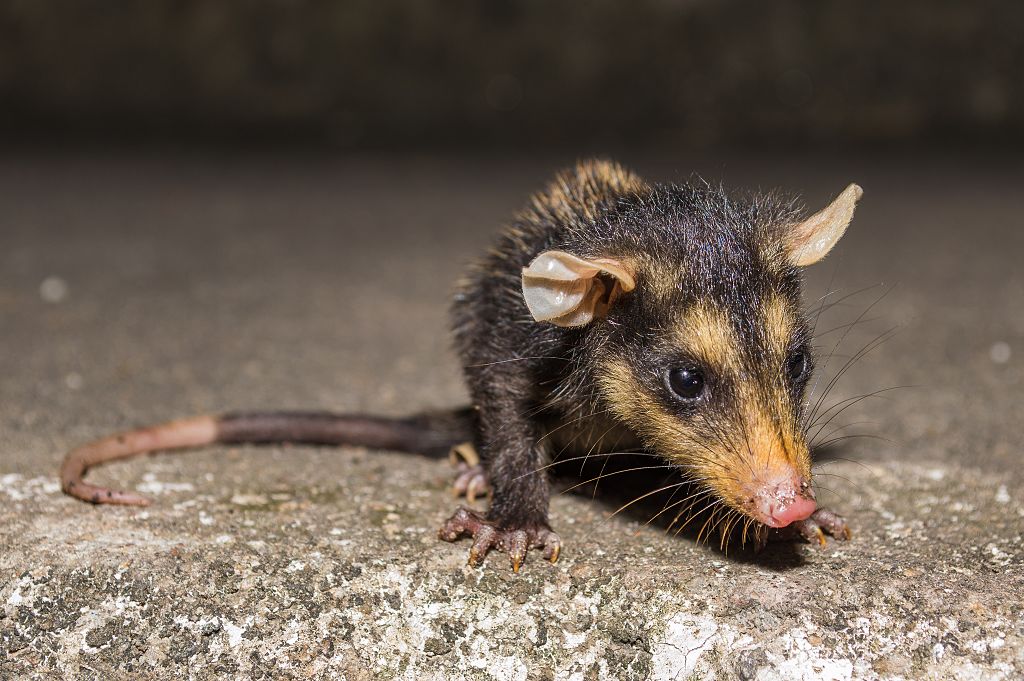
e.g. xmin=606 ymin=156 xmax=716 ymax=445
xmin=786 ymin=183 xmax=863 ymax=266
xmin=522 ymin=250 xmax=636 ymax=327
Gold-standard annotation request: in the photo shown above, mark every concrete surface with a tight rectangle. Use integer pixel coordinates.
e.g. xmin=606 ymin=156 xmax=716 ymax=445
xmin=1 ymin=153 xmax=1022 ymax=679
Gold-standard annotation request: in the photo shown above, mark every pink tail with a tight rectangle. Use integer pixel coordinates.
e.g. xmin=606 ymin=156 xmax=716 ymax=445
xmin=60 ymin=416 xmax=218 ymax=506
xmin=60 ymin=408 xmax=476 ymax=506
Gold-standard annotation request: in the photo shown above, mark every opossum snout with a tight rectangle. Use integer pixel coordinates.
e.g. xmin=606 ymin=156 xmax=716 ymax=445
xmin=749 ymin=475 xmax=816 ymax=528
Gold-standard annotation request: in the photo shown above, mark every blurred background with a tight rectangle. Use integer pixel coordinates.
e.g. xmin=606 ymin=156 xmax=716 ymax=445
xmin=1 ymin=0 xmax=1022 ymax=152
xmin=1 ymin=1 xmax=1021 ymax=478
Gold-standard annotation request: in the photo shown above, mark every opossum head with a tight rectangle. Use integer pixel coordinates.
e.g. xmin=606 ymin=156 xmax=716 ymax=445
xmin=522 ymin=182 xmax=862 ymax=535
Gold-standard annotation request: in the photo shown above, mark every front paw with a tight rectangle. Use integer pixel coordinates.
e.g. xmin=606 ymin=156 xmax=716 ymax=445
xmin=438 ymin=506 xmax=561 ymax=572
xmin=791 ymin=507 xmax=852 ymax=547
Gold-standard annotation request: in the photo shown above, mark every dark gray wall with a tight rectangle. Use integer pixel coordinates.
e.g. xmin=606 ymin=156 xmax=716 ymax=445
xmin=1 ymin=1 xmax=1020 ymax=148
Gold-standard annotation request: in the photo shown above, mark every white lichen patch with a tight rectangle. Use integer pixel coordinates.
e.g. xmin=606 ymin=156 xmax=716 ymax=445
xmin=650 ymin=613 xmax=721 ymax=680
xmin=763 ymin=628 xmax=855 ymax=681
xmin=174 ymin=614 xmax=254 ymax=651
xmin=4 ymin=574 xmax=36 ymax=608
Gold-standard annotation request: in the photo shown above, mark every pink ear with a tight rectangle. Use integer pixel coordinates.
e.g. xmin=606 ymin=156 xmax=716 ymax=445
xmin=787 ymin=183 xmax=863 ymax=266
xmin=521 ymin=250 xmax=635 ymax=327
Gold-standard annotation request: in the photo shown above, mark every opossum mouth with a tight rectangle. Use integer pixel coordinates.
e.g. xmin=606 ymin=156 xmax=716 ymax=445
xmin=745 ymin=475 xmax=817 ymax=528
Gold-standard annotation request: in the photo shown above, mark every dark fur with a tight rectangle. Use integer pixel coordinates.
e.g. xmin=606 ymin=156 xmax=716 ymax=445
xmin=451 ymin=160 xmax=811 ymax=533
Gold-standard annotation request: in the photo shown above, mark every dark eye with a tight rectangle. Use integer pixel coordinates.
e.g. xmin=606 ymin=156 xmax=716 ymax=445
xmin=786 ymin=351 xmax=808 ymax=382
xmin=667 ymin=367 xmax=706 ymax=400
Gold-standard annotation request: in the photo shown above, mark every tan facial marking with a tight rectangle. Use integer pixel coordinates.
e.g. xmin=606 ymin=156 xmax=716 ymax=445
xmin=596 ymin=357 xmax=661 ymax=429
xmin=597 ymin=356 xmax=711 ymax=465
xmin=739 ymin=409 xmax=809 ymax=480
xmin=673 ymin=304 xmax=740 ymax=373
xmin=762 ymin=295 xmax=795 ymax=357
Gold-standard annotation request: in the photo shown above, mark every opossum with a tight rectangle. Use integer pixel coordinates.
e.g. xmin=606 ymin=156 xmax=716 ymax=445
xmin=61 ymin=159 xmax=862 ymax=572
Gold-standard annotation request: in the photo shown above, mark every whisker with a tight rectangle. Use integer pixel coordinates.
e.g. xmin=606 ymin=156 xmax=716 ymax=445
xmin=811 ymin=475 xmax=867 ymax=497
xmin=537 ymin=407 xmax=614 ymax=445
xmin=517 ymin=449 xmax=656 ymax=481
xmin=740 ymin=517 xmax=755 ymax=548
xmin=805 ymin=285 xmax=896 ymax=424
xmin=810 ymin=419 xmax=876 ymax=445
xmin=813 ymin=455 xmax=881 ymax=477
xmin=806 ymin=323 xmax=902 ymax=428
xmin=466 ymin=355 xmax=570 ymax=368
xmin=813 ymin=433 xmax=896 ymax=451
xmin=810 ymin=282 xmax=885 ymax=338
xmin=558 ymin=465 xmax=677 ymax=496
xmin=644 ymin=487 xmax=716 ymax=532
xmin=605 ymin=481 xmax=691 ymax=521
xmin=718 ymin=510 xmax=741 ymax=552
xmin=666 ymin=489 xmax=717 ymax=535
xmin=696 ymin=507 xmax=723 ymax=546
xmin=809 ymin=383 xmax=913 ymax=441
xmin=592 ymin=431 xmax=628 ymax=499
xmin=673 ymin=498 xmax=724 ymax=537
xmin=578 ymin=423 xmax=623 ymax=478
xmin=813 ymin=316 xmax=883 ymax=338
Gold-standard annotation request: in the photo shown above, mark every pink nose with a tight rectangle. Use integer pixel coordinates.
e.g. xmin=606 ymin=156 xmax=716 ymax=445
xmin=753 ymin=477 xmax=817 ymax=528
xmin=766 ymin=495 xmax=817 ymax=527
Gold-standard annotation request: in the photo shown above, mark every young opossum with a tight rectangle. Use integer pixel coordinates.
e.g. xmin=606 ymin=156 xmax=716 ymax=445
xmin=61 ymin=160 xmax=862 ymax=572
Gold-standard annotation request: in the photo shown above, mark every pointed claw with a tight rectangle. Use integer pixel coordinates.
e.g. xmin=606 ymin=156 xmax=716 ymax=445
xmin=469 ymin=544 xmax=488 ymax=567
xmin=469 ymin=524 xmax=498 ymax=566
xmin=545 ymin=539 xmax=561 ymax=564
xmin=794 ymin=519 xmax=824 ymax=545
xmin=814 ymin=527 xmax=827 ymax=547
xmin=507 ymin=530 xmax=529 ymax=573
xmin=466 ymin=478 xmax=484 ymax=505
xmin=449 ymin=442 xmax=480 ymax=467
xmin=809 ymin=508 xmax=851 ymax=541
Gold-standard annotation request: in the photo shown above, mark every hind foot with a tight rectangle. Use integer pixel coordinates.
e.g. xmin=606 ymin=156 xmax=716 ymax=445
xmin=438 ymin=506 xmax=561 ymax=572
xmin=449 ymin=442 xmax=490 ymax=504
xmin=452 ymin=464 xmax=490 ymax=504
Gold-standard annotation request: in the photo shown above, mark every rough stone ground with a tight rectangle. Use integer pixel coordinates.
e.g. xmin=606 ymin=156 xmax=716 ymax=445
xmin=1 ymin=153 xmax=1021 ymax=680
